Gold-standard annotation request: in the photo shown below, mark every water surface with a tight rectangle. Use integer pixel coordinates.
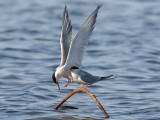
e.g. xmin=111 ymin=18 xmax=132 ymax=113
xmin=0 ymin=0 xmax=160 ymax=120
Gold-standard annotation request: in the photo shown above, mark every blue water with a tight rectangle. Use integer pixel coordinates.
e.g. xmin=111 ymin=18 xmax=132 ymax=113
xmin=0 ymin=0 xmax=160 ymax=120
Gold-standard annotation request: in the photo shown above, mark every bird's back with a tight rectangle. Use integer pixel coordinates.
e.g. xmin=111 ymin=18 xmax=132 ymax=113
xmin=71 ymin=69 xmax=100 ymax=85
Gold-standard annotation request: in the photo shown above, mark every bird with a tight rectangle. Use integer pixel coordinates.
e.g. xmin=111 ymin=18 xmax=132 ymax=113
xmin=52 ymin=5 xmax=114 ymax=89
xmin=67 ymin=67 xmax=114 ymax=88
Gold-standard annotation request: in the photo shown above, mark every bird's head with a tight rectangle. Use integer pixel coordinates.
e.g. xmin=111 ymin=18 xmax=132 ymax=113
xmin=52 ymin=71 xmax=60 ymax=89
xmin=67 ymin=66 xmax=79 ymax=72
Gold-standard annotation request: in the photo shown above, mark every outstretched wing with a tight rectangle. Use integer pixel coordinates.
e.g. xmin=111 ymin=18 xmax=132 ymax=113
xmin=60 ymin=5 xmax=72 ymax=66
xmin=65 ymin=5 xmax=101 ymax=69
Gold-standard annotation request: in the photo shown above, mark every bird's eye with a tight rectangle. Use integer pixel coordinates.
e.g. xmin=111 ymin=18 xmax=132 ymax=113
xmin=52 ymin=72 xmax=57 ymax=83
xmin=70 ymin=66 xmax=79 ymax=69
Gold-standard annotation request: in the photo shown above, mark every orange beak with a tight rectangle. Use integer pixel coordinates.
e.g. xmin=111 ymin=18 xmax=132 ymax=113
xmin=67 ymin=69 xmax=72 ymax=72
xmin=56 ymin=83 xmax=60 ymax=89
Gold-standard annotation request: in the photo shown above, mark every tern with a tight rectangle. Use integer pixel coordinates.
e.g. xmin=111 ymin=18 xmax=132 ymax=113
xmin=52 ymin=5 xmax=114 ymax=89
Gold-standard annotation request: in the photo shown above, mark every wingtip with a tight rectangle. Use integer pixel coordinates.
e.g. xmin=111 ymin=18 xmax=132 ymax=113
xmin=96 ymin=4 xmax=102 ymax=10
xmin=64 ymin=5 xmax=67 ymax=11
xmin=98 ymin=4 xmax=102 ymax=8
xmin=62 ymin=4 xmax=69 ymax=27
xmin=92 ymin=5 xmax=102 ymax=15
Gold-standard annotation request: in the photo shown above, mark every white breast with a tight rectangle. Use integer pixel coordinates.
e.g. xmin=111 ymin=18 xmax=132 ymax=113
xmin=56 ymin=66 xmax=72 ymax=80
xmin=71 ymin=71 xmax=86 ymax=84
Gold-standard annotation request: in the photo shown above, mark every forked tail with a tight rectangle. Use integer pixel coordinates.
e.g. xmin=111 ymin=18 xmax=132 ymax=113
xmin=101 ymin=75 xmax=114 ymax=80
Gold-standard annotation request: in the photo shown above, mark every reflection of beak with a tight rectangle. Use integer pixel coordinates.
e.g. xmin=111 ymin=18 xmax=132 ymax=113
xmin=56 ymin=83 xmax=60 ymax=89
xmin=67 ymin=69 xmax=72 ymax=72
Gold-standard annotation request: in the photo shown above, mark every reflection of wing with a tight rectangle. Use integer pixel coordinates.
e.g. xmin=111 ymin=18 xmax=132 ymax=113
xmin=60 ymin=6 xmax=72 ymax=66
xmin=65 ymin=5 xmax=101 ymax=69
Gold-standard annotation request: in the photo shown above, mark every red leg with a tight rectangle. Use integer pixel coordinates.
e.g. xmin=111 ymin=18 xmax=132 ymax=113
xmin=82 ymin=84 xmax=87 ymax=89
xmin=64 ymin=79 xmax=72 ymax=87
xmin=68 ymin=80 xmax=72 ymax=85
xmin=85 ymin=84 xmax=87 ymax=89
xmin=64 ymin=81 xmax=70 ymax=87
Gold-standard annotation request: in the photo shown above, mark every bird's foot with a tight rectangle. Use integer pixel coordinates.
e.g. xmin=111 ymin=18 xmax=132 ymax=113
xmin=68 ymin=81 xmax=72 ymax=85
xmin=64 ymin=84 xmax=68 ymax=87
xmin=82 ymin=84 xmax=87 ymax=89
xmin=64 ymin=81 xmax=72 ymax=87
xmin=64 ymin=81 xmax=69 ymax=87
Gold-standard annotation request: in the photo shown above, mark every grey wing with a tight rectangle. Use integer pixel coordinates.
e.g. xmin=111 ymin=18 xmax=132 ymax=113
xmin=64 ymin=5 xmax=101 ymax=69
xmin=79 ymin=70 xmax=100 ymax=84
xmin=60 ymin=5 xmax=72 ymax=66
